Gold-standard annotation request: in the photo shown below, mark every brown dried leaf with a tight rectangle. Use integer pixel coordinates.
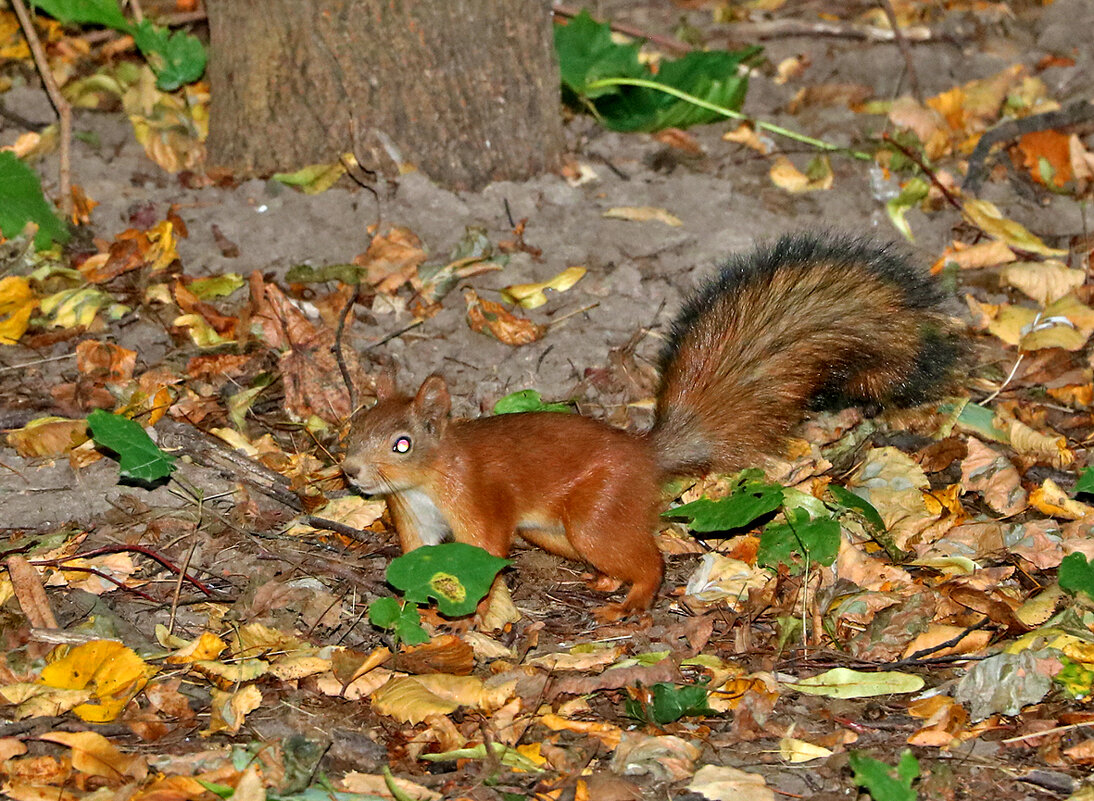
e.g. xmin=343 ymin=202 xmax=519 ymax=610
xmin=463 ymin=288 xmax=545 ymax=346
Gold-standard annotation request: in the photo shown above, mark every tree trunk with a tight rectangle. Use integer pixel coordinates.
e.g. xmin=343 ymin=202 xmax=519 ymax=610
xmin=205 ymin=0 xmax=564 ymax=191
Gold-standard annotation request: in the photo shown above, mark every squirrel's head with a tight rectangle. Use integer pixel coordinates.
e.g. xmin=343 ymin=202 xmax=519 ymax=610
xmin=342 ymin=373 xmax=450 ymax=495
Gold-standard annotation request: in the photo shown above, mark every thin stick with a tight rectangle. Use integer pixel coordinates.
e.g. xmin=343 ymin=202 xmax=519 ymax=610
xmin=0 ymin=353 xmax=76 ymax=373
xmin=880 ymin=132 xmax=964 ymax=211
xmin=10 ymin=0 xmax=73 ymax=218
xmin=584 ymin=77 xmax=872 ymax=161
xmin=877 ymin=0 xmax=921 ymax=102
xmin=333 ymin=283 xmax=360 ymax=412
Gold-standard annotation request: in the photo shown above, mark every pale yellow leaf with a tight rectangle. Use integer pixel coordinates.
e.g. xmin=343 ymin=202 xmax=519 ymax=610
xmin=500 ymin=266 xmax=586 ymax=309
xmin=602 ymin=206 xmax=682 ymax=226
xmin=1000 ymin=260 xmax=1085 ymax=304
xmin=687 ymin=764 xmax=775 ymax=801
xmin=963 ymin=198 xmax=1067 ymax=256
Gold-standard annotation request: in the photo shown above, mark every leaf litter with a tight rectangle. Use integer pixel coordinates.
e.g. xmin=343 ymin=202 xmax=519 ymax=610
xmin=2 ymin=0 xmax=1094 ymax=799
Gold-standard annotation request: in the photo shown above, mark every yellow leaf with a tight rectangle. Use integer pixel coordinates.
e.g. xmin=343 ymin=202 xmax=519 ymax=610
xmin=1000 ymin=260 xmax=1085 ymax=304
xmin=204 ymin=685 xmax=263 ymax=735
xmin=38 ymin=641 xmax=154 ymax=722
xmin=1029 ymin=477 xmax=1092 ymax=519
xmin=501 ymin=266 xmax=587 ymax=309
xmin=769 ymin=155 xmax=833 ymax=192
xmin=963 ymin=198 xmax=1067 ymax=256
xmin=687 ymin=765 xmax=775 ymax=801
xmin=164 ymin=630 xmax=228 ymax=664
xmin=602 ymin=206 xmax=683 ymax=226
xmin=778 ymin=736 xmax=833 ymax=763
xmin=39 ymin=730 xmax=147 ymax=781
xmin=173 ymin=313 xmax=236 ymax=347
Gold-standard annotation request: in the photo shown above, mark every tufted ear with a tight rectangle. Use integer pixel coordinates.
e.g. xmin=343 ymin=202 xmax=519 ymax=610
xmin=374 ymin=365 xmax=398 ymax=401
xmin=414 ymin=374 xmax=451 ymax=431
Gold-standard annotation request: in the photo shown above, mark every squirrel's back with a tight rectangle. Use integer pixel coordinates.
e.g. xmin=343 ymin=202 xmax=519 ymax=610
xmin=650 ymin=233 xmax=960 ymax=476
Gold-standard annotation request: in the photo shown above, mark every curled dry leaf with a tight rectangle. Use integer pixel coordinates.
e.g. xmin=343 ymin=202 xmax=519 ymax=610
xmin=688 ymin=764 xmax=776 ymax=801
xmin=934 ymin=239 xmax=1016 ymax=272
xmin=1029 ymin=477 xmax=1094 ymax=520
xmin=769 ymin=155 xmax=833 ymax=192
xmin=6 ymin=417 xmax=89 ymax=458
xmin=204 ymin=685 xmax=263 ymax=735
xmin=960 ymin=437 xmax=1027 ymax=516
xmin=501 ymin=265 xmax=586 ymax=309
xmin=463 ymin=288 xmax=546 ymax=346
xmin=39 ymin=730 xmax=148 ymax=783
xmin=611 ymin=733 xmax=700 ymax=783
xmin=1000 ymin=261 xmax=1085 ymax=305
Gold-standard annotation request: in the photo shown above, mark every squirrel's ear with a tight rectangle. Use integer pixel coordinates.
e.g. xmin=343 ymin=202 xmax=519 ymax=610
xmin=414 ymin=375 xmax=451 ymax=427
xmin=374 ymin=366 xmax=398 ymax=401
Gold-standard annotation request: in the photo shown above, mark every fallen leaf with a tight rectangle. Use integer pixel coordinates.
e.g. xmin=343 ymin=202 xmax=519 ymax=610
xmin=463 ymin=288 xmax=545 ymax=345
xmin=602 ymin=206 xmax=683 ymax=226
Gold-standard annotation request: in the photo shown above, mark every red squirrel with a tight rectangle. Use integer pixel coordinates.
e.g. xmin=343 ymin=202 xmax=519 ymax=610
xmin=341 ymin=233 xmax=960 ymax=619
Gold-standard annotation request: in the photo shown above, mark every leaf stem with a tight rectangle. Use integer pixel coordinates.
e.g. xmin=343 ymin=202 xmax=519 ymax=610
xmin=584 ymin=76 xmax=872 ymax=161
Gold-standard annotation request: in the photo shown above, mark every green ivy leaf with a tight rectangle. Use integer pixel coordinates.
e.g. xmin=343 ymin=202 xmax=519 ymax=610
xmin=369 ymin=597 xmax=429 ymax=645
xmin=663 ymin=469 xmax=783 ymax=532
xmin=29 ymin=0 xmax=130 ymax=30
xmin=554 ymin=9 xmax=760 ymax=132
xmin=86 ymin=409 xmax=175 ymax=485
xmin=827 ymin=484 xmax=886 ymax=532
xmin=757 ymin=507 xmax=841 ymax=574
xmin=625 ymin=681 xmax=713 ymax=724
xmin=848 ymin=750 xmax=919 ymax=801
xmin=0 ymin=152 xmax=69 ymax=250
xmin=1059 ymin=552 xmax=1094 ymax=601
xmin=493 ymin=390 xmax=572 ymax=415
xmin=386 ymin=543 xmax=510 ymax=618
xmin=1075 ymin=467 xmax=1094 ymax=497
xmin=132 ymin=20 xmax=207 ymax=91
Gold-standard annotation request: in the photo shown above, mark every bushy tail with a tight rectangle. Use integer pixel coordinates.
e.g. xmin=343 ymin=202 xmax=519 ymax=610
xmin=649 ymin=233 xmax=960 ymax=477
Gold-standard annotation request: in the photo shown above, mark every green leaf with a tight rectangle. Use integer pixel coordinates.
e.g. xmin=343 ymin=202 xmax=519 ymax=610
xmin=625 ymin=681 xmax=713 ymax=724
xmin=386 ymin=543 xmax=510 ymax=618
xmin=848 ymin=750 xmax=919 ymax=801
xmin=493 ymin=390 xmax=572 ymax=415
xmin=0 ymin=152 xmax=69 ymax=250
xmin=1059 ymin=552 xmax=1094 ymax=601
xmin=187 ymin=273 xmax=245 ymax=299
xmin=554 ymin=10 xmax=760 ymax=132
xmin=885 ymin=176 xmax=929 ymax=242
xmin=1075 ymin=467 xmax=1094 ymax=497
xmin=663 ymin=469 xmax=783 ymax=532
xmin=29 ymin=0 xmax=130 ymax=30
xmin=368 ymin=597 xmax=429 ymax=646
xmin=788 ymin=668 xmax=924 ymax=698
xmin=827 ymin=484 xmax=886 ymax=532
xmin=132 ymin=20 xmax=207 ymax=91
xmin=757 ymin=508 xmax=841 ymax=574
xmin=86 ymin=409 xmax=176 ymax=484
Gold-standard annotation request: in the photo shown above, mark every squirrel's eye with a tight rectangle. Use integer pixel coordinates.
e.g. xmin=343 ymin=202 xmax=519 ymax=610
xmin=393 ymin=436 xmax=412 ymax=454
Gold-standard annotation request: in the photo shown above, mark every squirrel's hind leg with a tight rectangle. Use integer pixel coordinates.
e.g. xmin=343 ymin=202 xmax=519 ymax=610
xmin=561 ymin=479 xmax=664 ymax=620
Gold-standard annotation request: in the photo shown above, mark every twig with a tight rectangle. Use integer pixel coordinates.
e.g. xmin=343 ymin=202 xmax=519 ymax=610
xmin=333 ymin=284 xmax=360 ymax=412
xmin=54 ymin=543 xmax=216 ymax=596
xmin=10 ymin=0 xmax=73 ymax=218
xmin=877 ymin=0 xmax=921 ymax=102
xmin=584 ymin=77 xmax=872 ymax=161
xmin=552 ymin=4 xmax=691 ymax=55
xmin=880 ymin=132 xmax=963 ymax=211
xmin=711 ymin=18 xmax=948 ymax=43
xmin=963 ymin=99 xmax=1094 ymax=194
xmin=302 ymin=515 xmax=373 ymax=541
xmin=168 ymin=537 xmax=200 ymax=637
xmin=0 ymin=353 xmax=77 ymax=373
xmin=362 ymin=319 xmax=424 ymax=351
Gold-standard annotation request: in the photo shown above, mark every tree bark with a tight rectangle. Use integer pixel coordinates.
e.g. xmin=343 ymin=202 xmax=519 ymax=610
xmin=206 ymin=0 xmax=564 ymax=191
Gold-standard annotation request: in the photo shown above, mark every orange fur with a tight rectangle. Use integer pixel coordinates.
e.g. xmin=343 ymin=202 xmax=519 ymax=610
xmin=342 ymin=234 xmax=959 ymax=618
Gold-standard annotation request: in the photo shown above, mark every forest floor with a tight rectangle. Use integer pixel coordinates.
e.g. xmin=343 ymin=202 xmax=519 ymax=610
xmin=2 ymin=0 xmax=1094 ymax=799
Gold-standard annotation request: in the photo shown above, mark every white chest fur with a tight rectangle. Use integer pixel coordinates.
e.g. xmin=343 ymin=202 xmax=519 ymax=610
xmin=400 ymin=488 xmax=451 ymax=546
